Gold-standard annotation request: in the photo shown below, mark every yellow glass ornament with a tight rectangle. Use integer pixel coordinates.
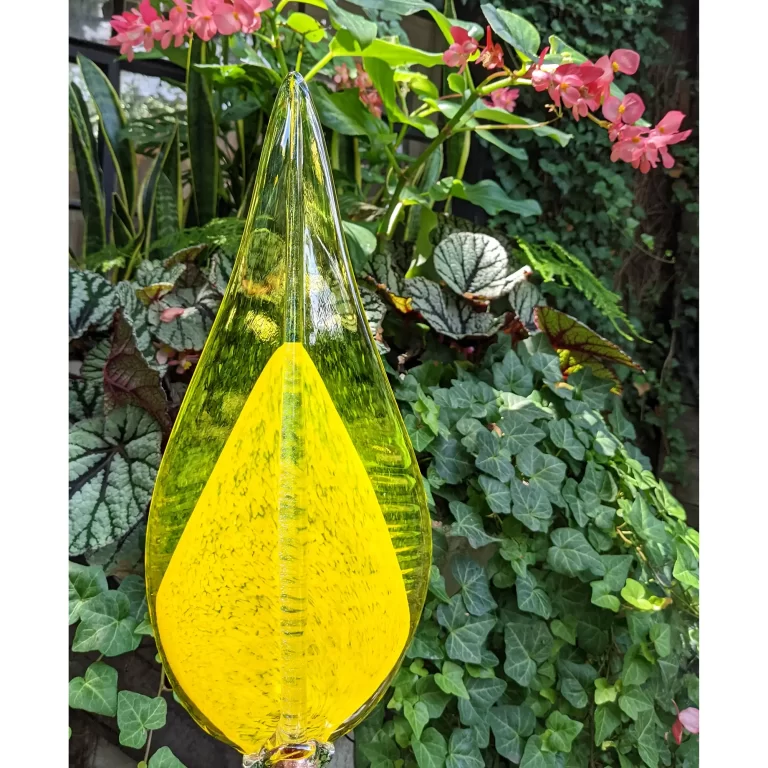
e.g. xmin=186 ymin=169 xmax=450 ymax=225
xmin=145 ymin=72 xmax=431 ymax=763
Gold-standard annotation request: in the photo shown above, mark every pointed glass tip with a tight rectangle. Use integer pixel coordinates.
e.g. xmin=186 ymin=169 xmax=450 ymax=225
xmin=145 ymin=73 xmax=432 ymax=755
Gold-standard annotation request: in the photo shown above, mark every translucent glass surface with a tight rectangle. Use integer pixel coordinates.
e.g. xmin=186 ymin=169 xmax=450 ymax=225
xmin=145 ymin=73 xmax=431 ymax=757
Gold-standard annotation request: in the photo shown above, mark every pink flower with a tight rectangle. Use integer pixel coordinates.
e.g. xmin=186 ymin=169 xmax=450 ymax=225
xmin=161 ymin=1 xmax=190 ymax=49
xmin=671 ymin=703 xmax=699 ymax=745
xmin=108 ymin=0 xmax=164 ymax=61
xmin=487 ymin=87 xmax=519 ymax=112
xmin=610 ymin=112 xmax=691 ymax=173
xmin=603 ymin=93 xmax=645 ymax=124
xmin=443 ymin=26 xmax=479 ymax=74
xmin=212 ymin=0 xmax=270 ymax=35
xmin=590 ymin=49 xmax=640 ymax=105
xmin=538 ymin=62 xmax=603 ymax=120
xmin=477 ymin=26 xmax=504 ymax=70
xmin=360 ymin=88 xmax=383 ymax=118
xmin=610 ymin=48 xmax=640 ymax=75
xmin=190 ymin=0 xmax=218 ymax=41
xmin=334 ymin=63 xmax=353 ymax=89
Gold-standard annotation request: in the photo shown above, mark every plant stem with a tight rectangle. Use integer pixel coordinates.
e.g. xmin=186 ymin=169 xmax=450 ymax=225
xmin=143 ymin=668 xmax=167 ymax=763
xmin=275 ymin=0 xmax=291 ymax=12
xmin=304 ymin=51 xmax=333 ymax=83
xmin=295 ymin=41 xmax=304 ymax=73
xmin=267 ymin=13 xmax=288 ymax=76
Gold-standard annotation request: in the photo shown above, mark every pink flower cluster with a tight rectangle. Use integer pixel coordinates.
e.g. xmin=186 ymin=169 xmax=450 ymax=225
xmin=333 ymin=62 xmax=384 ymax=119
xmin=443 ymin=26 xmax=505 ymax=75
xmin=609 ymin=108 xmax=691 ymax=173
xmin=109 ymin=0 xmax=272 ymax=61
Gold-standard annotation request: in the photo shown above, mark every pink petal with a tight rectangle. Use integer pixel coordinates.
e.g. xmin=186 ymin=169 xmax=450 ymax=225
xmin=449 ymin=25 xmax=471 ymax=45
xmin=602 ymin=96 xmax=620 ymax=122
xmin=611 ymin=48 xmax=640 ymax=74
xmin=678 ymin=708 xmax=699 ymax=734
xmin=671 ymin=719 xmax=683 ymax=745
xmin=160 ymin=307 xmax=186 ymax=323
xmin=139 ymin=0 xmax=160 ymax=22
xmin=621 ymin=93 xmax=645 ymax=124
xmin=656 ymin=110 xmax=686 ymax=135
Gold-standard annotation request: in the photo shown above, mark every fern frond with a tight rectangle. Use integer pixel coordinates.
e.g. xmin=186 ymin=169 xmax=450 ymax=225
xmin=515 ymin=237 xmax=648 ymax=342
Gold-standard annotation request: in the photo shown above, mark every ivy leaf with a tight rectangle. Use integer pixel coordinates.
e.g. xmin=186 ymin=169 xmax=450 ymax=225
xmin=499 ymin=413 xmax=547 ymax=454
xmin=515 ymin=570 xmax=552 ymax=619
xmin=594 ymin=703 xmax=622 ymax=745
xmin=406 ymin=277 xmax=504 ymax=340
xmin=547 ymin=420 xmax=585 ymax=461
xmin=148 ymin=747 xmax=187 ymax=768
xmin=452 ymin=557 xmax=497 ymax=616
xmin=104 ymin=310 xmax=169 ymax=430
xmin=547 ymin=528 xmax=605 ymax=579
xmin=429 ymin=565 xmax=451 ymax=603
xmin=416 ymin=676 xmax=453 ymax=719
xmin=361 ymin=731 xmax=399 ymax=768
xmin=69 ymin=269 xmax=118 ymax=340
xmin=69 ymin=562 xmax=108 ymax=624
xmin=510 ymin=480 xmax=553 ymax=533
xmin=117 ymin=691 xmax=167 ymax=749
xmin=633 ymin=710 xmax=661 ymax=768
xmin=458 ymin=677 xmax=507 ymax=726
xmin=69 ymin=662 xmax=118 ymax=716
xmin=69 ymin=406 xmax=162 ymax=556
xmin=404 ymin=701 xmax=431 ymax=741
xmin=408 ymin=623 xmax=445 ymax=661
xmin=542 ymin=711 xmax=583 ymax=753
xmin=434 ymin=232 xmax=516 ymax=300
xmin=437 ymin=594 xmax=469 ymax=631
xmin=446 ymin=616 xmax=496 ymax=664
xmin=519 ymin=735 xmax=558 ymax=768
xmin=488 ymin=705 xmax=536 ymax=763
xmin=618 ymin=686 xmax=654 ymax=720
xmin=435 ymin=661 xmax=470 ymax=700
xmin=449 ymin=501 xmax=501 ymax=549
xmin=520 ymin=334 xmax=562 ymax=383
xmin=431 ymin=437 xmax=474 ymax=484
xmin=493 ymin=349 xmax=534 ymax=397
xmin=516 ymin=446 xmax=566 ymax=499
xmin=568 ymin=368 xmax=614 ymax=411
xmin=621 ymin=645 xmax=654 ymax=686
xmin=551 ymin=618 xmax=577 ymax=646
xmin=591 ymin=581 xmax=620 ymax=612
xmin=620 ymin=579 xmax=668 ymax=611
xmin=475 ymin=431 xmax=514 ymax=483
xmin=594 ymin=678 xmax=619 ymax=705
xmin=650 ymin=623 xmax=672 ymax=658
xmin=626 ymin=497 xmax=670 ymax=546
xmin=503 ymin=616 xmax=553 ymax=686
xmin=412 ymin=727 xmax=448 ymax=768
xmin=446 ymin=728 xmax=484 ymax=768
xmin=405 ymin=413 xmax=436 ymax=452
xmin=117 ymin=574 xmax=148 ymax=623
xmin=478 ymin=474 xmax=512 ymax=515
xmin=72 ymin=591 xmax=141 ymax=656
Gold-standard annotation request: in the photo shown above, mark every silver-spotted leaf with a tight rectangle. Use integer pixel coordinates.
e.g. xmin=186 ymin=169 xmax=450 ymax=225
xmin=69 ymin=269 xmax=118 ymax=340
xmin=434 ymin=232 xmax=512 ymax=299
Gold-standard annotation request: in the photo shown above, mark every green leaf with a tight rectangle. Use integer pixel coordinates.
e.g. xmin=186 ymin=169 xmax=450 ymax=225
xmin=620 ymin=579 xmax=668 ymax=612
xmin=499 ymin=413 xmax=546 ymax=454
xmin=148 ymin=747 xmax=187 ymax=768
xmin=480 ymin=4 xmax=540 ymax=60
xmin=452 ymin=557 xmax=497 ymax=616
xmin=458 ymin=677 xmax=507 ymax=726
xmin=432 ymin=178 xmax=542 ymax=218
xmin=432 ymin=436 xmax=474 ymax=483
xmin=330 ymin=34 xmax=444 ymax=67
xmin=503 ymin=616 xmax=553 ymax=686
xmin=434 ymin=232 xmax=518 ymax=300
xmin=626 ymin=497 xmax=670 ymax=546
xmin=429 ymin=564 xmax=451 ymax=603
xmin=478 ymin=475 xmax=512 ymax=515
xmin=542 ymin=711 xmax=583 ymax=753
xmin=515 ymin=570 xmax=551 ymax=618
xmin=493 ymin=349 xmax=534 ymax=397
xmin=187 ymin=39 xmax=218 ymax=224
xmin=474 ymin=431 xmax=514 ymax=483
xmin=520 ymin=735 xmax=558 ymax=768
xmin=361 ymin=730 xmax=399 ymax=767
xmin=551 ymin=618 xmax=577 ymax=646
xmin=286 ymin=11 xmax=326 ymax=42
xmin=78 ymin=55 xmax=136 ymax=211
xmin=446 ymin=729 xmax=484 ymax=768
xmin=547 ymin=528 xmax=605 ymax=579
xmin=548 ymin=420 xmax=585 ymax=461
xmin=650 ymin=623 xmax=672 ymax=658
xmin=117 ymin=691 xmax=167 ymax=749
xmin=412 ymin=727 xmax=448 ymax=768
xmin=618 ymin=686 xmax=654 ymax=720
xmin=117 ymin=574 xmax=148 ymax=623
xmin=472 ymin=107 xmax=572 ymax=147
xmin=435 ymin=660 xmax=470 ymax=699
xmin=69 ymin=406 xmax=162 ymax=556
xmin=594 ymin=678 xmax=619 ymax=705
xmin=69 ymin=269 xmax=118 ymax=341
xmin=590 ymin=581 xmax=620 ymax=613
xmin=69 ymin=662 xmax=118 ymax=716
xmin=488 ymin=705 xmax=536 ymax=763
xmin=633 ymin=710 xmax=661 ymax=768
xmin=510 ymin=480 xmax=553 ymax=533
xmin=404 ymin=701 xmax=431 ymax=741
xmin=516 ymin=446 xmax=566 ymax=499
xmin=69 ymin=562 xmax=108 ymax=624
xmin=521 ymin=334 xmax=563 ymax=383
xmin=147 ymin=280 xmax=220 ymax=352
xmin=405 ymin=277 xmax=504 ymax=340
xmin=326 ymin=0 xmax=378 ymax=47
xmin=446 ymin=616 xmax=496 ymax=664
xmin=594 ymin=703 xmax=622 ymax=745
xmin=449 ymin=501 xmax=500 ymax=548
xmin=72 ymin=591 xmax=141 ymax=656
xmin=621 ymin=646 xmax=653 ymax=687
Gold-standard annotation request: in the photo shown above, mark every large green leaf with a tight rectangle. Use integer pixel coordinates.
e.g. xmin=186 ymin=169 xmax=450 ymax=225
xmin=480 ymin=5 xmax=540 ymax=61
xmin=431 ymin=436 xmax=474 ymax=483
xmin=72 ymin=591 xmax=141 ymax=656
xmin=310 ymin=84 xmax=389 ymax=139
xmin=117 ymin=691 xmax=167 ymax=749
xmin=412 ymin=728 xmax=448 ymax=768
xmin=510 ymin=480 xmax=552 ymax=533
xmin=435 ymin=661 xmax=469 ymax=699
xmin=69 ymin=562 xmax=108 ymax=624
xmin=431 ymin=178 xmax=542 ymax=218
xmin=187 ymin=39 xmax=218 ymax=225
xmin=594 ymin=703 xmax=622 ymax=744
xmin=488 ymin=705 xmax=536 ymax=763
xmin=547 ymin=528 xmax=606 ymax=579
xmin=69 ymin=661 xmax=118 ymax=716
xmin=78 ymin=55 xmax=137 ymax=210
xmin=445 ymin=615 xmax=496 ymax=664
xmin=326 ymin=0 xmax=378 ymax=47
xmin=472 ymin=106 xmax=573 ymax=147
xmin=330 ymin=34 xmax=445 ymax=67
xmin=69 ymin=406 xmax=162 ymax=555
xmin=473 ymin=430 xmax=514 ymax=483
xmin=69 ymin=269 xmax=117 ymax=340
xmin=503 ymin=616 xmax=553 ymax=686
xmin=69 ymin=85 xmax=106 ymax=257
xmin=405 ymin=277 xmax=504 ymax=340
xmin=548 ymin=420 xmax=585 ymax=461
xmin=446 ymin=729 xmax=484 ymax=768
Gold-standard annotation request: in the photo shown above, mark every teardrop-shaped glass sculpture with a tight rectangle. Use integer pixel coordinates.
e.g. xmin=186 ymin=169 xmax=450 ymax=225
xmin=145 ymin=73 xmax=431 ymax=761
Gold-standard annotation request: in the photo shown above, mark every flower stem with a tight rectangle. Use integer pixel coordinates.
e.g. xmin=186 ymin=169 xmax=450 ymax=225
xmin=267 ymin=13 xmax=288 ymax=76
xmin=304 ymin=51 xmax=334 ymax=83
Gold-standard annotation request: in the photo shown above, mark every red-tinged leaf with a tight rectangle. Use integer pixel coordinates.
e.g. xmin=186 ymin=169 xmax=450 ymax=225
xmin=678 ymin=707 xmax=699 ymax=734
xmin=557 ymin=349 xmax=623 ymax=394
xmin=671 ymin=718 xmax=683 ymax=745
xmin=104 ymin=311 xmax=170 ymax=432
xmin=534 ymin=306 xmax=644 ymax=375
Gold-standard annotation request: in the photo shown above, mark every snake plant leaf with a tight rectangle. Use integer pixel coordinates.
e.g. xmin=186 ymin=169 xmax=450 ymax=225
xmin=145 ymin=73 xmax=431 ymax=756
